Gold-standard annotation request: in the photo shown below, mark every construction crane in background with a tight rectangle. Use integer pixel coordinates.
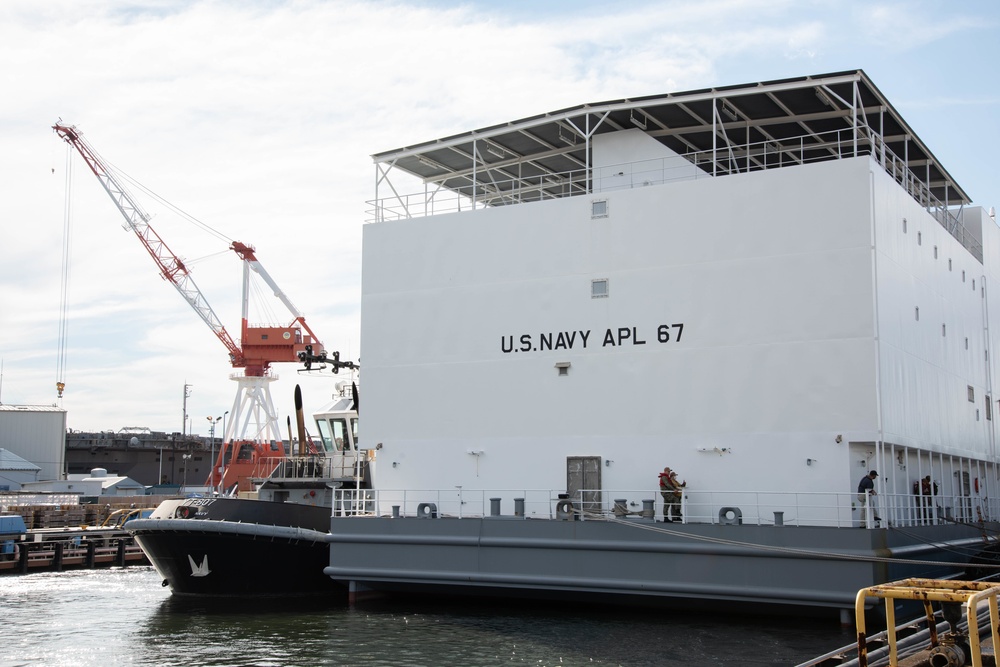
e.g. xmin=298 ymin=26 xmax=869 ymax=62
xmin=52 ymin=122 xmax=356 ymax=493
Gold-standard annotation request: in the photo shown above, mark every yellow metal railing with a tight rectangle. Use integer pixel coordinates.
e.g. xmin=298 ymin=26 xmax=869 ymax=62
xmin=855 ymin=578 xmax=1000 ymax=667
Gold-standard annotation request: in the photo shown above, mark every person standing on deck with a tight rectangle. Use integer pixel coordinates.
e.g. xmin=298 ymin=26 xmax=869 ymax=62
xmin=658 ymin=467 xmax=686 ymax=522
xmin=857 ymin=470 xmax=880 ymax=523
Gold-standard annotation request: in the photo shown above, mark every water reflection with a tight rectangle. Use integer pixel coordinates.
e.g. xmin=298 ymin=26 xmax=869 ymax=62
xmin=2 ymin=568 xmax=851 ymax=667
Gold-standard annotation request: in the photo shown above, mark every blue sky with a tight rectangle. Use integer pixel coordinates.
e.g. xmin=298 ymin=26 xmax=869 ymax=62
xmin=1 ymin=0 xmax=998 ymax=434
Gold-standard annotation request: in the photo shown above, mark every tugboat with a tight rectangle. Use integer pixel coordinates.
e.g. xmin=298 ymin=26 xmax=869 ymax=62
xmin=129 ymin=382 xmax=366 ymax=596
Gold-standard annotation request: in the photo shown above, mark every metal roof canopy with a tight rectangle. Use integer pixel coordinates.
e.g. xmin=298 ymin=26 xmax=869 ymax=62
xmin=372 ymin=69 xmax=970 ymax=211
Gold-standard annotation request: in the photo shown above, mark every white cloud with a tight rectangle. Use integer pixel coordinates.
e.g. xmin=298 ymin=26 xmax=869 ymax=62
xmin=859 ymin=3 xmax=991 ymax=50
xmin=1 ymin=0 xmax=996 ymax=432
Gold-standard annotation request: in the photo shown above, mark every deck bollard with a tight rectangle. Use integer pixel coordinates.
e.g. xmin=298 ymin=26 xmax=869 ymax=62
xmin=490 ymin=498 xmax=501 ymax=517
xmin=514 ymin=498 xmax=525 ymax=517
xmin=614 ymin=499 xmax=628 ymax=517
xmin=86 ymin=541 xmax=96 ymax=568
xmin=641 ymin=499 xmax=655 ymax=519
xmin=392 ymin=505 xmax=400 ymax=519
xmin=773 ymin=511 xmax=784 ymax=526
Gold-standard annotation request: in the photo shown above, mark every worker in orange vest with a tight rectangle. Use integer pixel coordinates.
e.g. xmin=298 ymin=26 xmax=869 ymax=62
xmin=658 ymin=466 xmax=686 ymax=522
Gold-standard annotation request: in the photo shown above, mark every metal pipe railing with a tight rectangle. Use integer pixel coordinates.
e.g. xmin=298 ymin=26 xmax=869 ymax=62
xmin=367 ymin=126 xmax=979 ymax=261
xmin=330 ymin=487 xmax=1000 ymax=528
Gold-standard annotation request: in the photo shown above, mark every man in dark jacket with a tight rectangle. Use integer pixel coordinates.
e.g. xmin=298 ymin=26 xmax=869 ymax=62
xmin=857 ymin=470 xmax=880 ymax=523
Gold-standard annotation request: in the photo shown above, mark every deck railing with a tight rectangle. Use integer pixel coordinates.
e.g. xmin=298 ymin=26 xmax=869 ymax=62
xmin=331 ymin=487 xmax=1000 ymax=529
xmin=250 ymin=454 xmax=362 ymax=482
xmin=368 ymin=125 xmax=981 ymax=262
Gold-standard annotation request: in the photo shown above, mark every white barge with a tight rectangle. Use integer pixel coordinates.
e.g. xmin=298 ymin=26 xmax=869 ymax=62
xmin=326 ymin=70 xmax=1000 ymax=615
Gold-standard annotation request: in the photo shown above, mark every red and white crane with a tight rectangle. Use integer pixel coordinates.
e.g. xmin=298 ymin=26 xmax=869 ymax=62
xmin=53 ymin=122 xmax=355 ymax=492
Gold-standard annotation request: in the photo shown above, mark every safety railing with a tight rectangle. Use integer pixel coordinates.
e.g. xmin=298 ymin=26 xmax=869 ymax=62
xmin=331 ymin=488 xmax=567 ymax=519
xmin=253 ymin=455 xmax=362 ymax=482
xmin=368 ymin=126 xmax=976 ymax=261
xmin=331 ymin=488 xmax=1000 ymax=529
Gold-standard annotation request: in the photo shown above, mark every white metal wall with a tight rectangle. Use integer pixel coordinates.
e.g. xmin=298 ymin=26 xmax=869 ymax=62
xmin=0 ymin=407 xmax=67 ymax=481
xmin=871 ymin=166 xmax=994 ymax=458
xmin=361 ymin=152 xmax=886 ymax=497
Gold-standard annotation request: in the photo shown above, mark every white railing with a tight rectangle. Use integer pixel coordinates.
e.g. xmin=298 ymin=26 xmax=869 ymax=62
xmin=254 ymin=455 xmax=361 ymax=482
xmin=368 ymin=125 xmax=980 ymax=262
xmin=331 ymin=488 xmax=1000 ymax=529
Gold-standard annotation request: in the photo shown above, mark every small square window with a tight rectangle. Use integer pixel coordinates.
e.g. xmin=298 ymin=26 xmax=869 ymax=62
xmin=591 ymin=279 xmax=609 ymax=298
xmin=591 ymin=199 xmax=609 ymax=219
xmin=969 ymin=385 xmax=975 ymax=403
xmin=987 ymin=397 xmax=993 ymax=421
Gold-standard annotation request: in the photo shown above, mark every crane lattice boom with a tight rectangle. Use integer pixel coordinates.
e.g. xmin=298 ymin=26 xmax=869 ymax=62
xmin=53 ymin=123 xmax=245 ymax=367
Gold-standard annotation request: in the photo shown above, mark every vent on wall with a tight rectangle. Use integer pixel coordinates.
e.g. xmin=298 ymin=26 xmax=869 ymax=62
xmin=591 ymin=199 xmax=608 ymax=219
xmin=592 ymin=279 xmax=609 ymax=299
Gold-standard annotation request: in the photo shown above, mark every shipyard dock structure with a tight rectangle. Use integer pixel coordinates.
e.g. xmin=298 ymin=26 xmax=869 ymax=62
xmin=325 ymin=70 xmax=1000 ymax=614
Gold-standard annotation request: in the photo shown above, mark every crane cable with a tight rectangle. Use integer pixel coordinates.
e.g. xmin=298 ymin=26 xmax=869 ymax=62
xmin=100 ymin=151 xmax=233 ymax=246
xmin=55 ymin=144 xmax=73 ymax=399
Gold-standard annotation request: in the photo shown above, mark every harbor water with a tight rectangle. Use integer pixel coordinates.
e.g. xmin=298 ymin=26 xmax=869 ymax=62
xmin=1 ymin=567 xmax=853 ymax=666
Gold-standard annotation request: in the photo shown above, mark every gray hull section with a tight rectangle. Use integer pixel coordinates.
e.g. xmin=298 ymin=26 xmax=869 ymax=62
xmin=325 ymin=517 xmax=996 ymax=609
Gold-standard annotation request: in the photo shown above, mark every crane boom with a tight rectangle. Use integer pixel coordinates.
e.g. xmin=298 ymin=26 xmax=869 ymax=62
xmin=53 ymin=123 xmax=246 ymax=367
xmin=54 ymin=121 xmax=359 ymax=494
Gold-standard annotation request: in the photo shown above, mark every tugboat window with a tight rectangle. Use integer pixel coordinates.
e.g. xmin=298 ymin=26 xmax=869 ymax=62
xmin=331 ymin=419 xmax=351 ymax=451
xmin=316 ymin=419 xmax=334 ymax=452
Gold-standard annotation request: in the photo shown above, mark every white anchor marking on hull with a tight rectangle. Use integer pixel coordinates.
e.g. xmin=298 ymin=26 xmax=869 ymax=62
xmin=188 ymin=554 xmax=211 ymax=577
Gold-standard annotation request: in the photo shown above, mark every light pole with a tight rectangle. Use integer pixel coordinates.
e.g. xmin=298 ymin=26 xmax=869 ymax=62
xmin=182 ymin=383 xmax=192 ymax=436
xmin=207 ymin=415 xmax=222 ymax=495
xmin=220 ymin=410 xmax=229 ymax=493
xmin=182 ymin=453 xmax=192 ymax=492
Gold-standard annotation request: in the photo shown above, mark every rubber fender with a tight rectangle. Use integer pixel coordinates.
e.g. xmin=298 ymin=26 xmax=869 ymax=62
xmin=416 ymin=502 xmax=437 ymax=518
xmin=719 ymin=506 xmax=743 ymax=525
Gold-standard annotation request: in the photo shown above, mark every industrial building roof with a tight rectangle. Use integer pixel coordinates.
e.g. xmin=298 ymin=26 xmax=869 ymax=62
xmin=0 ymin=404 xmax=66 ymax=414
xmin=372 ymin=69 xmax=969 ymax=209
xmin=0 ymin=448 xmax=41 ymax=472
